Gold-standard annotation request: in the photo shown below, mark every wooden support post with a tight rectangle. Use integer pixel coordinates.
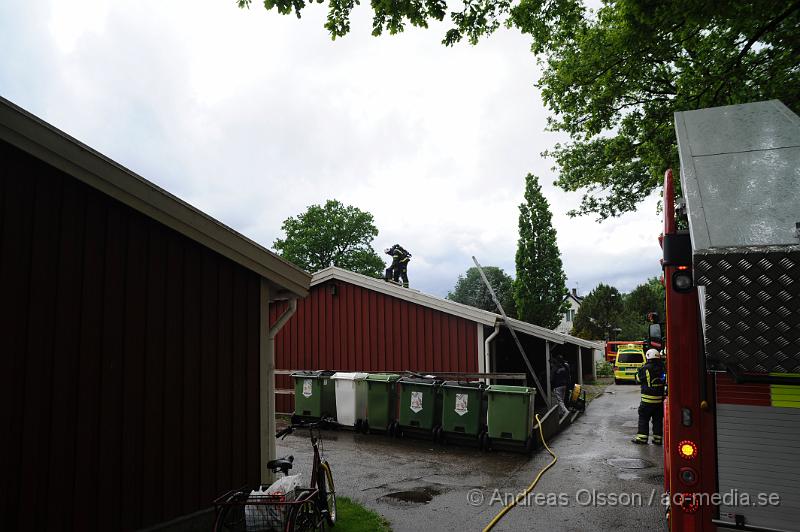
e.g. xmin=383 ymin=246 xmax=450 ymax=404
xmin=545 ymin=341 xmax=552 ymax=405
xmin=259 ymin=280 xmax=274 ymax=485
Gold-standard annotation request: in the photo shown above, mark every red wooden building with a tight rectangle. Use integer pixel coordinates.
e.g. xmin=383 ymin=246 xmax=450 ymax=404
xmin=0 ymin=97 xmax=311 ymax=531
xmin=272 ymin=267 xmax=602 ymax=414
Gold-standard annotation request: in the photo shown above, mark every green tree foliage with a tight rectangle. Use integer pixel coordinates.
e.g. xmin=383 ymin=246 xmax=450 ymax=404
xmin=571 ymin=283 xmax=624 ymax=340
xmin=513 ymin=173 xmax=568 ymax=328
xmin=626 ymin=277 xmax=666 ymax=323
xmin=238 ymin=0 xmax=800 ymax=219
xmin=573 ymin=278 xmax=665 ymax=340
xmin=273 ymin=199 xmax=384 ymax=276
xmin=447 ymin=266 xmax=517 ymax=317
xmin=618 ymin=277 xmax=666 ymax=339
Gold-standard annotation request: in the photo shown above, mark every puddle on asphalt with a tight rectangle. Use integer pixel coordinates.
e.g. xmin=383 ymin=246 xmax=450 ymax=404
xmin=607 ymin=458 xmax=654 ymax=469
xmin=380 ymin=486 xmax=442 ymax=504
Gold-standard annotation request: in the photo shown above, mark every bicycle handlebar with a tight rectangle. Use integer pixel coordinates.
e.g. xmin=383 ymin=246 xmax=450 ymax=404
xmin=275 ymin=426 xmax=294 ymax=439
xmin=274 ymin=418 xmax=337 ymax=439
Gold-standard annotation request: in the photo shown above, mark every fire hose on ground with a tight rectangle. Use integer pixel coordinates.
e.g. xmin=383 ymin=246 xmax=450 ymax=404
xmin=482 ymin=414 xmax=559 ymax=532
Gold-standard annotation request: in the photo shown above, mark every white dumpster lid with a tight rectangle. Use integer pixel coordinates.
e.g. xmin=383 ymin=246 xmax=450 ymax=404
xmin=331 ymin=372 xmax=369 ymax=380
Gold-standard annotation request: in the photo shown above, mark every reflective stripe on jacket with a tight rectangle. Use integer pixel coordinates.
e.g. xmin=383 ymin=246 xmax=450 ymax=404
xmin=636 ymin=361 xmax=666 ymax=404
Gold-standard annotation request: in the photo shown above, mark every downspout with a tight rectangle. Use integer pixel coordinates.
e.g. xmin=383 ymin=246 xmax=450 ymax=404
xmin=484 ymin=324 xmax=501 ymax=384
xmin=262 ymin=297 xmax=298 ymax=485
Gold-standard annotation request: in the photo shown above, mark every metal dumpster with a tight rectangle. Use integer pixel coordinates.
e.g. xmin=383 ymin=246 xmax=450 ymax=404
xmin=332 ymin=372 xmax=369 ymax=429
xmin=364 ymin=373 xmax=401 ymax=434
xmin=291 ymin=370 xmax=337 ymax=421
xmin=396 ymin=377 xmax=443 ymax=440
xmin=440 ymin=381 xmax=487 ymax=447
xmin=485 ymin=384 xmax=536 ymax=451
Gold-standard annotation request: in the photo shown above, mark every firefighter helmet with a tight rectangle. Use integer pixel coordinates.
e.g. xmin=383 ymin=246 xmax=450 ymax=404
xmin=645 ymin=348 xmax=661 ymax=360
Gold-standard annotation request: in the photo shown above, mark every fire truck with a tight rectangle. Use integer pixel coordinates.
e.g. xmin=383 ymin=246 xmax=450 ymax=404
xmin=658 ymin=100 xmax=800 ymax=531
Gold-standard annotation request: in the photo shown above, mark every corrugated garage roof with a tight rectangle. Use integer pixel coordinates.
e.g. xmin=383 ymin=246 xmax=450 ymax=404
xmin=312 ymin=266 xmax=603 ymax=350
xmin=0 ymin=96 xmax=311 ymax=298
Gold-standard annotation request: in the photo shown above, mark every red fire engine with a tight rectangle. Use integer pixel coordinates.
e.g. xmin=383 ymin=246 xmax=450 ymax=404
xmin=658 ymin=100 xmax=800 ymax=531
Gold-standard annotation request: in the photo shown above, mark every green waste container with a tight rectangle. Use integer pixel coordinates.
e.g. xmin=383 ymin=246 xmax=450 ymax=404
xmin=397 ymin=377 xmax=443 ymax=439
xmin=441 ymin=381 xmax=486 ymax=443
xmin=485 ymin=385 xmax=536 ymax=445
xmin=364 ymin=373 xmax=401 ymax=434
xmin=292 ymin=370 xmax=337 ymax=420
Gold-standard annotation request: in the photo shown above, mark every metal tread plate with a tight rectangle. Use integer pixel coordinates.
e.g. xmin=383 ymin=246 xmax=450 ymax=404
xmin=674 ymin=101 xmax=800 ymax=375
xmin=695 ymin=245 xmax=800 ymax=373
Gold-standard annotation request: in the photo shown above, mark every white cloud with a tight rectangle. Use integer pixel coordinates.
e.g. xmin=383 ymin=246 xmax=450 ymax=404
xmin=1 ymin=0 xmax=664 ymax=299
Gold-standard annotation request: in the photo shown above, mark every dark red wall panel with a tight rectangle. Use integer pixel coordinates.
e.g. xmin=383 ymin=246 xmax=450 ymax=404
xmin=272 ymin=280 xmax=480 ymax=413
xmin=0 ymin=140 xmax=263 ymax=531
xmin=715 ymin=374 xmax=771 ymax=406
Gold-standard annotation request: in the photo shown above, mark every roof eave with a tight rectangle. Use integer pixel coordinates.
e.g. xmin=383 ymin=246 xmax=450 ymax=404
xmin=0 ymin=97 xmax=311 ymax=298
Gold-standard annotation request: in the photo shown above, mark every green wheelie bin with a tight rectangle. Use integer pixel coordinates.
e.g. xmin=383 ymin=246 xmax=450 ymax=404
xmin=485 ymin=384 xmax=536 ymax=452
xmin=396 ymin=377 xmax=443 ymax=440
xmin=291 ymin=370 xmax=337 ymax=421
xmin=364 ymin=373 xmax=401 ymax=434
xmin=440 ymin=381 xmax=487 ymax=448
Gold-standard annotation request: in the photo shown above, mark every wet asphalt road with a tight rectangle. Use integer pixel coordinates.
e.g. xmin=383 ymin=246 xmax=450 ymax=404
xmin=276 ymin=383 xmax=664 ymax=531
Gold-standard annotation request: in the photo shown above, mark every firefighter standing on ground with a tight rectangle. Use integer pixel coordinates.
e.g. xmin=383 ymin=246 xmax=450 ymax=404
xmin=632 ymin=348 xmax=666 ymax=445
xmin=550 ymin=353 xmax=571 ymax=417
xmin=383 ymin=244 xmax=411 ymax=288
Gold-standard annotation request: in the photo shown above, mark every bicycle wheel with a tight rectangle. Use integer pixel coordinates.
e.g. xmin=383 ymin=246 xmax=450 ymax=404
xmin=213 ymin=493 xmax=248 ymax=532
xmin=288 ymin=499 xmax=323 ymax=532
xmin=318 ymin=461 xmax=337 ymax=526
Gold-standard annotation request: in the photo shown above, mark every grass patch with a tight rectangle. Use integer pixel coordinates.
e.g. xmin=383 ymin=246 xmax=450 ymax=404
xmin=335 ymin=496 xmax=391 ymax=532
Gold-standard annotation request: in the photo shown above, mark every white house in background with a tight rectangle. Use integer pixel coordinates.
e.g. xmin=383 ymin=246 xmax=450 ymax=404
xmin=556 ymin=288 xmax=583 ymax=334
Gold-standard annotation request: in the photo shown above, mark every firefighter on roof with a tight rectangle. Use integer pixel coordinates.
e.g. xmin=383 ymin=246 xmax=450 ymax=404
xmin=383 ymin=244 xmax=411 ymax=288
xmin=632 ymin=348 xmax=666 ymax=445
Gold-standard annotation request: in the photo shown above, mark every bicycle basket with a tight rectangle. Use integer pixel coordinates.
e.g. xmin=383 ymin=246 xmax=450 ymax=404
xmin=214 ymin=487 xmax=316 ymax=532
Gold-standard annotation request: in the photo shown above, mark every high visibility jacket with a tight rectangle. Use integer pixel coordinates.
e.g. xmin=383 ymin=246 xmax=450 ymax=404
xmin=636 ymin=361 xmax=666 ymax=404
xmin=388 ymin=245 xmax=411 ymax=263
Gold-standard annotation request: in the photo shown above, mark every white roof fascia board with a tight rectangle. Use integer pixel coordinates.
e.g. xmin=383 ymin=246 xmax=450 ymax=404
xmin=504 ymin=317 xmax=566 ymax=345
xmin=0 ymin=97 xmax=311 ymax=298
xmin=504 ymin=317 xmax=602 ymax=350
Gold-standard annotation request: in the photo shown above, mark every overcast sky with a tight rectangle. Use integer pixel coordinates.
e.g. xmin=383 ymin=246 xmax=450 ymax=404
xmin=1 ymin=0 xmax=663 ymax=298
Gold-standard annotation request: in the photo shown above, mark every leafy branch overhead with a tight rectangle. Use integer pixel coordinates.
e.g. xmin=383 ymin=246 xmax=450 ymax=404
xmin=238 ymin=0 xmax=800 ymax=220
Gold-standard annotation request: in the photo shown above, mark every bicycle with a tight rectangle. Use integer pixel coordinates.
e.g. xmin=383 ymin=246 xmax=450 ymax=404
xmin=213 ymin=420 xmax=337 ymax=532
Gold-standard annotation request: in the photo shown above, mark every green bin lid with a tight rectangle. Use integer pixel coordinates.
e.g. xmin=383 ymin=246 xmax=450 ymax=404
xmin=291 ymin=370 xmax=334 ymax=378
xmin=485 ymin=384 xmax=535 ymax=395
xmin=442 ymin=381 xmax=484 ymax=390
xmin=365 ymin=373 xmax=401 ymax=382
xmin=398 ymin=377 xmax=440 ymax=386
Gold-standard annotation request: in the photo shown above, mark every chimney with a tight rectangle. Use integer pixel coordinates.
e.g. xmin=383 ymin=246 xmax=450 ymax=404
xmin=571 ymin=288 xmax=577 ymax=297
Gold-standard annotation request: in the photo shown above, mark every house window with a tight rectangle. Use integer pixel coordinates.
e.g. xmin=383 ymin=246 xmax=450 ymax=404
xmin=565 ymin=309 xmax=574 ymax=322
